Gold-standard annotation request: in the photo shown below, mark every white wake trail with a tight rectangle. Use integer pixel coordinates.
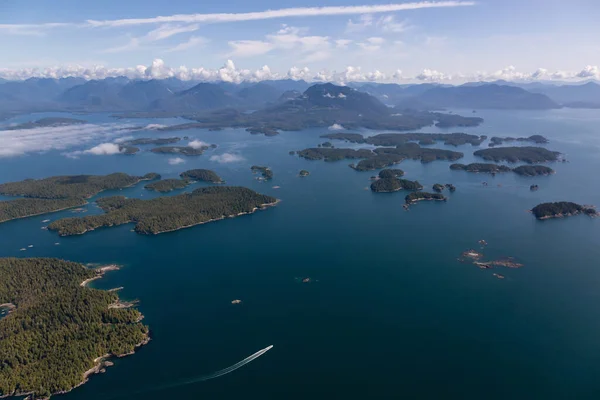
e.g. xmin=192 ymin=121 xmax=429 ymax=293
xmin=116 ymin=345 xmax=274 ymax=397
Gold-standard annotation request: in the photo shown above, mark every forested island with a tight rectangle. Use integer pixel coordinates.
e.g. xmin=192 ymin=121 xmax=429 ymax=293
xmin=150 ymin=145 xmax=214 ymax=156
xmin=180 ymin=169 xmax=223 ymax=183
xmin=319 ymin=132 xmax=487 ymax=146
xmin=250 ymin=166 xmax=273 ymax=180
xmin=246 ymin=127 xmax=279 ymax=136
xmin=450 ymin=163 xmax=555 ymax=176
xmin=48 ymin=186 xmax=278 ymax=236
xmin=433 ymin=183 xmax=445 ymax=192
xmin=299 ymin=170 xmax=310 ymax=177
xmin=119 ymin=145 xmax=140 ymax=155
xmin=474 ymin=146 xmax=560 ymax=163
xmin=144 ymin=169 xmax=223 ymax=192
xmin=300 ymin=144 xmax=462 ymax=170
xmin=121 ymin=137 xmax=181 ymax=146
xmin=0 ymin=173 xmax=159 ymax=222
xmin=378 ymin=169 xmax=405 ymax=179
xmin=297 ymin=148 xmax=373 ymax=162
xmin=489 ymin=135 xmax=549 ymax=147
xmin=450 ymin=163 xmax=512 ymax=173
xmin=0 ymin=258 xmax=149 ymax=399
xmin=1 ymin=117 xmax=86 ymax=131
xmin=144 ymin=178 xmax=190 ymax=193
xmin=531 ymin=202 xmax=598 ymax=219
xmin=371 ymin=178 xmax=422 ymax=193
xmin=405 ymin=192 xmax=447 ymax=204
xmin=512 ymin=165 xmax=555 ymax=176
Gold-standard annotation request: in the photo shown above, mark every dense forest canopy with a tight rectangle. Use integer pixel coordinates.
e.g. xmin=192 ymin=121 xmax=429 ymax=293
xmin=180 ymin=169 xmax=223 ymax=183
xmin=405 ymin=192 xmax=447 ymax=204
xmin=144 ymin=179 xmax=190 ymax=193
xmin=474 ymin=146 xmax=560 ymax=163
xmin=48 ymin=186 xmax=278 ymax=236
xmin=0 ymin=258 xmax=148 ymax=399
xmin=378 ymin=169 xmax=405 ymax=179
xmin=531 ymin=202 xmax=598 ymax=219
xmin=0 ymin=198 xmax=85 ymax=223
xmin=250 ymin=166 xmax=274 ymax=180
xmin=0 ymin=173 xmax=157 ymax=200
xmin=320 ymin=132 xmax=486 ymax=147
xmin=512 ymin=165 xmax=555 ymax=176
xmin=450 ymin=163 xmax=512 ymax=173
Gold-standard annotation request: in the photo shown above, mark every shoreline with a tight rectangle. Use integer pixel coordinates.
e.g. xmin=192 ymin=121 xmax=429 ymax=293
xmin=80 ymin=264 xmax=120 ymax=287
xmin=60 ymin=199 xmax=281 ymax=237
xmin=0 ymin=200 xmax=88 ymax=224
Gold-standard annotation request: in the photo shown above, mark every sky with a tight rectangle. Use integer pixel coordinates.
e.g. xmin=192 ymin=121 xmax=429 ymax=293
xmin=0 ymin=0 xmax=599 ymax=82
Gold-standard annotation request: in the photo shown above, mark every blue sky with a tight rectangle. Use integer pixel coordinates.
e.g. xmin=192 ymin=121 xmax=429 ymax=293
xmin=1 ymin=0 xmax=599 ymax=82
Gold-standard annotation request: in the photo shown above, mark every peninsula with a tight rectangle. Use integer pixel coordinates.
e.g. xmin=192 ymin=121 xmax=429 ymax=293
xmin=0 ymin=173 xmax=159 ymax=223
xmin=450 ymin=163 xmax=555 ymax=176
xmin=48 ymin=186 xmax=278 ymax=236
xmin=0 ymin=258 xmax=149 ymax=399
xmin=320 ymin=132 xmax=487 ymax=146
xmin=531 ymin=202 xmax=598 ymax=219
xmin=474 ymin=146 xmax=560 ymax=163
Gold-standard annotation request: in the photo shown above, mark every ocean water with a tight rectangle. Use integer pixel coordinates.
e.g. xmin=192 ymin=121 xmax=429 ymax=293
xmin=1 ymin=109 xmax=600 ymax=399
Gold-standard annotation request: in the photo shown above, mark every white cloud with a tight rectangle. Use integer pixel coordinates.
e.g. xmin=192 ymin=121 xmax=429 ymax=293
xmin=168 ymin=157 xmax=186 ymax=165
xmin=0 ymin=123 xmax=134 ymax=158
xmin=83 ymin=143 xmax=123 ymax=155
xmin=328 ymin=124 xmax=344 ymax=131
xmin=346 ymin=14 xmax=374 ymax=32
xmin=188 ymin=140 xmax=210 ymax=149
xmin=416 ymin=68 xmax=451 ymax=81
xmin=210 ymin=153 xmax=244 ymax=163
xmin=577 ymin=65 xmax=600 ymax=79
xmin=83 ymin=2 xmax=475 ymax=28
xmin=102 ymin=38 xmax=141 ymax=54
xmin=335 ymin=39 xmax=353 ymax=49
xmin=357 ymin=37 xmax=385 ymax=51
xmin=377 ymin=15 xmax=410 ymax=33
xmin=228 ymin=40 xmax=275 ymax=58
xmin=166 ymin=36 xmax=209 ymax=53
xmin=287 ymin=66 xmax=311 ymax=80
xmin=144 ymin=24 xmax=200 ymax=41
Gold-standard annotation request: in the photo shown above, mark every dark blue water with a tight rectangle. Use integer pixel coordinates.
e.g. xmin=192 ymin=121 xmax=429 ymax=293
xmin=1 ymin=109 xmax=600 ymax=399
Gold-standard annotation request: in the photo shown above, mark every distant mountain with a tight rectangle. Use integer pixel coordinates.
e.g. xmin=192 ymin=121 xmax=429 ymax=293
xmin=301 ymin=83 xmax=390 ymax=115
xmin=277 ymin=90 xmax=302 ymax=103
xmin=58 ymin=78 xmax=130 ymax=110
xmin=118 ymin=80 xmax=175 ymax=109
xmin=528 ymin=82 xmax=600 ymax=105
xmin=265 ymin=79 xmax=311 ymax=93
xmin=149 ymin=82 xmax=243 ymax=112
xmin=237 ymin=83 xmax=282 ymax=106
xmin=0 ymin=77 xmax=85 ymax=104
xmin=409 ymin=84 xmax=560 ymax=110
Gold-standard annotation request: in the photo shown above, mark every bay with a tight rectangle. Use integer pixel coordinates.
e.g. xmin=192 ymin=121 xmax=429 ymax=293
xmin=1 ymin=109 xmax=600 ymax=399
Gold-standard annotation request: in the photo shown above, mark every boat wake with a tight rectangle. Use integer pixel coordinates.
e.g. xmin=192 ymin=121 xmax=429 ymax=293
xmin=114 ymin=345 xmax=274 ymax=397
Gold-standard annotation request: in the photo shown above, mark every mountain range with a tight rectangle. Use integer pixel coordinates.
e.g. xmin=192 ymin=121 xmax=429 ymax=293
xmin=1 ymin=76 xmax=599 ymax=114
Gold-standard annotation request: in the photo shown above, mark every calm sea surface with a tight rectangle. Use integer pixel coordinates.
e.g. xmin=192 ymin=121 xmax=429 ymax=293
xmin=1 ymin=109 xmax=600 ymax=399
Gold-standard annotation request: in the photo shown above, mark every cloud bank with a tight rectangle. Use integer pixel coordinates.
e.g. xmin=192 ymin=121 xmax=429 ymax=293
xmin=210 ymin=153 xmax=244 ymax=164
xmin=168 ymin=157 xmax=186 ymax=165
xmin=188 ymin=140 xmax=210 ymax=149
xmin=0 ymin=123 xmax=134 ymax=157
xmin=1 ymin=59 xmax=598 ymax=84
xmin=83 ymin=143 xmax=122 ymax=155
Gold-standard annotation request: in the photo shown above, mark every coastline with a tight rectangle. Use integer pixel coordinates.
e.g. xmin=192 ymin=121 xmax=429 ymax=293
xmin=0 ymin=200 xmax=88 ymax=224
xmin=59 ymin=199 xmax=281 ymax=237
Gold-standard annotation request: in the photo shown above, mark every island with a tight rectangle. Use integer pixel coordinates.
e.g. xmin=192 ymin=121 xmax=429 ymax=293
xmin=319 ymin=142 xmax=334 ymax=148
xmin=0 ymin=258 xmax=149 ymax=399
xmin=378 ymin=169 xmax=405 ymax=179
xmin=350 ymin=154 xmax=404 ymax=171
xmin=512 ymin=165 xmax=555 ymax=176
xmin=246 ymin=127 xmax=279 ymax=136
xmin=370 ymin=178 xmax=422 ymax=193
xmin=119 ymin=145 xmax=140 ymax=155
xmin=433 ymin=183 xmax=445 ymax=192
xmin=121 ymin=137 xmax=181 ymax=146
xmin=489 ymin=135 xmax=549 ymax=147
xmin=0 ymin=173 xmax=159 ymax=223
xmin=531 ymin=202 xmax=598 ymax=219
xmin=150 ymin=145 xmax=214 ymax=156
xmin=250 ymin=166 xmax=273 ymax=180
xmin=405 ymin=191 xmax=447 ymax=204
xmin=372 ymin=143 xmax=463 ymax=164
xmin=445 ymin=183 xmax=456 ymax=192
xmin=47 ymin=186 xmax=278 ymax=236
xmin=319 ymin=133 xmax=365 ymax=143
xmin=297 ymin=148 xmax=373 ymax=162
xmin=473 ymin=146 xmax=560 ymax=163
xmin=530 ymin=184 xmax=539 ymax=191
xmin=299 ymin=170 xmax=310 ymax=177
xmin=1 ymin=117 xmax=86 ymax=131
xmin=144 ymin=178 xmax=190 ymax=193
xmin=450 ymin=163 xmax=512 ymax=173
xmin=180 ymin=169 xmax=224 ymax=183
xmin=320 ymin=132 xmax=487 ymax=146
